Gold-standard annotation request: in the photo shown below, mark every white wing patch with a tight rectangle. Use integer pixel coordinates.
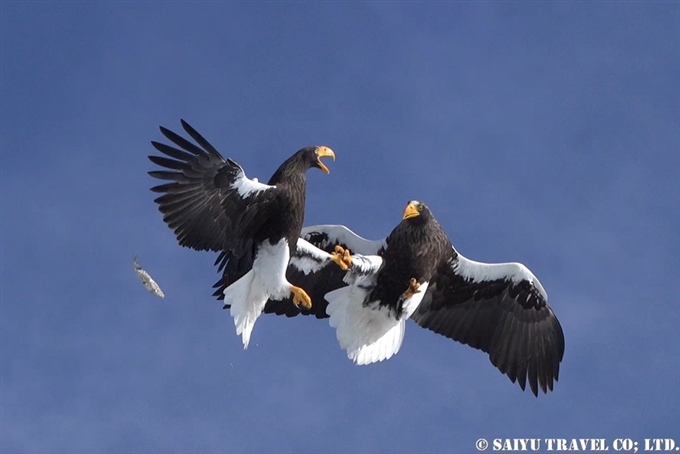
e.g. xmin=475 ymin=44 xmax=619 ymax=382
xmin=290 ymin=238 xmax=334 ymax=275
xmin=301 ymin=224 xmax=386 ymax=256
xmin=229 ymin=162 xmax=274 ymax=198
xmin=342 ymin=254 xmax=383 ymax=285
xmin=133 ymin=256 xmax=165 ymax=298
xmin=454 ymin=250 xmax=547 ymax=299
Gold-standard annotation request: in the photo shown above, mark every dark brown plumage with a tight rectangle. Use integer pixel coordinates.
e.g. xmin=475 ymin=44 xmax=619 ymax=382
xmin=148 ymin=120 xmax=333 ymax=261
xmin=147 ymin=119 xmax=335 ymax=347
xmin=257 ymin=201 xmax=564 ymax=396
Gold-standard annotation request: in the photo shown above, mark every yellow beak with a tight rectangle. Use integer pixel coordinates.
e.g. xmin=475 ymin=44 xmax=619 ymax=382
xmin=316 ymin=146 xmax=335 ymax=174
xmin=402 ymin=202 xmax=420 ymax=220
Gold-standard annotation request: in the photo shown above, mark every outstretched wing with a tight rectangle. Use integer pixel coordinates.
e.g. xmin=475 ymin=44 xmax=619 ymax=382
xmin=148 ymin=119 xmax=275 ymax=253
xmin=300 ymin=225 xmax=387 ymax=257
xmin=411 ymin=251 xmax=564 ymax=397
xmin=214 ymin=224 xmax=386 ymax=318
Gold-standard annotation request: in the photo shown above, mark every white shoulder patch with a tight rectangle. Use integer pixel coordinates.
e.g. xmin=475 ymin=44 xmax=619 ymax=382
xmin=453 ymin=251 xmax=547 ymax=300
xmin=230 ymin=165 xmax=274 ymax=198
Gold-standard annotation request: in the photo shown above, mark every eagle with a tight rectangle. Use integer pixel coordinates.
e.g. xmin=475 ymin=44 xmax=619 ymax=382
xmin=243 ymin=200 xmax=565 ymax=397
xmin=148 ymin=119 xmax=336 ymax=348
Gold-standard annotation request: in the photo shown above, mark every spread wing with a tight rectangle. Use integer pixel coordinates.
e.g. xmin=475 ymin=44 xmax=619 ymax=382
xmin=411 ymin=251 xmax=565 ymax=397
xmin=214 ymin=225 xmax=386 ymax=318
xmin=148 ymin=119 xmax=275 ymax=253
xmin=299 ymin=225 xmax=387 ymax=256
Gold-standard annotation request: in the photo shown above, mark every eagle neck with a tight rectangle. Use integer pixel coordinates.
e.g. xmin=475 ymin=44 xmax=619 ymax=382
xmin=266 ymin=164 xmax=307 ymax=257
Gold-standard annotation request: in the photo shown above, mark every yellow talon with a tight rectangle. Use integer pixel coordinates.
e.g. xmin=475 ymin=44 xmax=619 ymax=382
xmin=291 ymin=286 xmax=312 ymax=310
xmin=402 ymin=278 xmax=421 ymax=298
xmin=330 ymin=245 xmax=352 ymax=270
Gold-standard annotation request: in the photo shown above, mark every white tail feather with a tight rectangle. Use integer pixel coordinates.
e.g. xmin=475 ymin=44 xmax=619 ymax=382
xmin=224 ymin=239 xmax=292 ymax=350
xmin=348 ymin=320 xmax=406 ymax=365
xmin=326 ymin=285 xmax=406 ymax=365
xmin=225 ymin=270 xmax=267 ymax=349
xmin=326 ymin=280 xmax=429 ymax=365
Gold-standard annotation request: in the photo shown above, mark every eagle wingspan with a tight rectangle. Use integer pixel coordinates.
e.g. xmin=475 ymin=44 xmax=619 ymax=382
xmin=411 ymin=251 xmax=565 ymax=397
xmin=148 ymin=119 xmax=275 ymax=253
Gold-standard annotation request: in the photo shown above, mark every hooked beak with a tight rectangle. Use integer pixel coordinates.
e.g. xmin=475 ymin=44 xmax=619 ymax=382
xmin=402 ymin=202 xmax=420 ymax=220
xmin=315 ymin=146 xmax=335 ymax=174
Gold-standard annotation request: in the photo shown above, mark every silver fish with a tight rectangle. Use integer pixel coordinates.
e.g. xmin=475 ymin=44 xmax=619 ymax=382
xmin=133 ymin=256 xmax=165 ymax=298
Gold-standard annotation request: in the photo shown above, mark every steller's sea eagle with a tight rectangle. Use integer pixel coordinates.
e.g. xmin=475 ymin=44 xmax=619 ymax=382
xmin=148 ymin=119 xmax=335 ymax=348
xmin=245 ymin=200 xmax=565 ymax=397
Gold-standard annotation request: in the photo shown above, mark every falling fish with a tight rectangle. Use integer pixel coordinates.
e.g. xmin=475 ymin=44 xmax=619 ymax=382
xmin=133 ymin=256 xmax=165 ymax=298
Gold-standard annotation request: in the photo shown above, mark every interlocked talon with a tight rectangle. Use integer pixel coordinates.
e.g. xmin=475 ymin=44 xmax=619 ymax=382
xmin=291 ymin=286 xmax=312 ymax=310
xmin=402 ymin=278 xmax=421 ymax=298
xmin=330 ymin=245 xmax=352 ymax=270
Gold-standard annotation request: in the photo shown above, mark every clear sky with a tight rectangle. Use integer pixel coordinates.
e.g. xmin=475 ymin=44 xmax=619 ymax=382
xmin=2 ymin=3 xmax=678 ymax=453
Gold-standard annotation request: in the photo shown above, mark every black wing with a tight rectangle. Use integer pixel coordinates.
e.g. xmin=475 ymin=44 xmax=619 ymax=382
xmin=411 ymin=250 xmax=565 ymax=397
xmin=215 ymin=225 xmax=386 ymax=318
xmin=149 ymin=119 xmax=275 ymax=253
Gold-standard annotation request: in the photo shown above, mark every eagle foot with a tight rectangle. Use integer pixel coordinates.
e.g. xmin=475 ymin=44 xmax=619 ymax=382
xmin=402 ymin=278 xmax=422 ymax=299
xmin=291 ymin=286 xmax=312 ymax=310
xmin=330 ymin=245 xmax=352 ymax=270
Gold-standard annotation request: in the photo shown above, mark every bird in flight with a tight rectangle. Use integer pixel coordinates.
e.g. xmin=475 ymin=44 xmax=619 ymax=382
xmin=145 ymin=121 xmax=564 ymax=397
xmin=254 ymin=200 xmax=565 ymax=397
xmin=147 ymin=119 xmax=335 ymax=348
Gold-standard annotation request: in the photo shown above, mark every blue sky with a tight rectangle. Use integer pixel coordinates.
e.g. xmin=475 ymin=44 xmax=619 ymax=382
xmin=2 ymin=3 xmax=678 ymax=453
